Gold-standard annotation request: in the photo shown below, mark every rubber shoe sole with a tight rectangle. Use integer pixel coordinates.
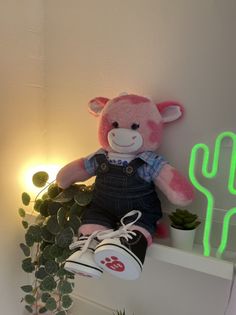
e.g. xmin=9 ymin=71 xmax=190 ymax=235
xmin=64 ymin=250 xmax=103 ymax=279
xmin=94 ymin=239 xmax=142 ymax=280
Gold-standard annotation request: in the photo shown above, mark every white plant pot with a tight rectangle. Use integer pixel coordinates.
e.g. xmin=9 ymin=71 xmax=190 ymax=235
xmin=170 ymin=226 xmax=196 ymax=251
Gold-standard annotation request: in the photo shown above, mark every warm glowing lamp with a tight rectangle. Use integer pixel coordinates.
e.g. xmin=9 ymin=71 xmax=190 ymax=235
xmin=20 ymin=163 xmax=62 ymax=195
xmin=189 ymin=131 xmax=236 ymax=258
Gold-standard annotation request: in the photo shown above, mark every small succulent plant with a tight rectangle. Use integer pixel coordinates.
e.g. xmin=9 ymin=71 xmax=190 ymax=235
xmin=169 ymin=209 xmax=201 ymax=230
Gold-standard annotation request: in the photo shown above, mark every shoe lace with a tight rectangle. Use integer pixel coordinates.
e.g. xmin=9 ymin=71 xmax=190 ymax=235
xmin=69 ymin=210 xmax=142 ymax=256
xmin=97 ymin=209 xmax=142 ymax=241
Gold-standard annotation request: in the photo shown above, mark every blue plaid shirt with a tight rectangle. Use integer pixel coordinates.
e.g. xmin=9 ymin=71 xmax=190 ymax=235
xmin=84 ymin=149 xmax=167 ymax=183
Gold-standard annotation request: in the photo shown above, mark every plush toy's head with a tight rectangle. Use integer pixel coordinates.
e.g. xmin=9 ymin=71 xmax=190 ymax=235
xmin=88 ymin=94 xmax=183 ymax=154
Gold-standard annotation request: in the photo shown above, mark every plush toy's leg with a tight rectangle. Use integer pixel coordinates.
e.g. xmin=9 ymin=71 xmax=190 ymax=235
xmin=64 ymin=224 xmax=109 ymax=279
xmin=93 ymin=211 xmax=149 ymax=280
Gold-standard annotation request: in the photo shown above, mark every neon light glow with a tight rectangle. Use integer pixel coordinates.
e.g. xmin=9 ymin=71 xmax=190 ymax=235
xmin=189 ymin=131 xmax=236 ymax=257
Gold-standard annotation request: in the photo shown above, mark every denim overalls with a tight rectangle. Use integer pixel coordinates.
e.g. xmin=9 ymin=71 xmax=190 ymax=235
xmin=81 ymin=154 xmax=162 ymax=234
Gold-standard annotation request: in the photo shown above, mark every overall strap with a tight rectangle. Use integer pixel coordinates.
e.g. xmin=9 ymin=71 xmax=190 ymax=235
xmin=123 ymin=158 xmax=146 ymax=176
xmin=95 ymin=154 xmax=109 ymax=173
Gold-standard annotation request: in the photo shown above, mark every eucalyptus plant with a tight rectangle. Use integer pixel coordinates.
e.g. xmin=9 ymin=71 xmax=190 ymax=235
xmin=113 ymin=310 xmax=126 ymax=315
xmin=113 ymin=309 xmax=134 ymax=315
xmin=19 ymin=171 xmax=93 ymax=314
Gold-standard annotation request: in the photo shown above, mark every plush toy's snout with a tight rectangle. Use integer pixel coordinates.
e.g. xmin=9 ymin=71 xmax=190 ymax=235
xmin=108 ymin=127 xmax=143 ymax=154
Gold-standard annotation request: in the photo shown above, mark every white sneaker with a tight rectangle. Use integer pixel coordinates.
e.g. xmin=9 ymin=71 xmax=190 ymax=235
xmin=64 ymin=235 xmax=103 ymax=279
xmin=94 ymin=211 xmax=147 ymax=280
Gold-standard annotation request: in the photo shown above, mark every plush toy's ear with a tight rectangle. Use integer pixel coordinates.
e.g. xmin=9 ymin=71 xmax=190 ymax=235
xmin=88 ymin=97 xmax=110 ymax=117
xmin=157 ymin=101 xmax=184 ymax=123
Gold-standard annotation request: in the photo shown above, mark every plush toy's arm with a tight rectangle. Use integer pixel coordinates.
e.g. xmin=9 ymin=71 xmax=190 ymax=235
xmin=154 ymin=164 xmax=194 ymax=206
xmin=56 ymin=158 xmax=93 ymax=189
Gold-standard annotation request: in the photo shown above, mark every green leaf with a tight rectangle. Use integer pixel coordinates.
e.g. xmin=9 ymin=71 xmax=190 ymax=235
xmin=74 ymin=190 xmax=93 ymax=206
xmin=22 ymin=192 xmax=31 ymax=206
xmin=38 ymin=254 xmax=46 ymax=266
xmin=48 ymin=200 xmax=61 ymax=216
xmin=39 ymin=307 xmax=48 ymax=313
xmin=113 ymin=310 xmax=126 ymax=315
xmin=53 ymin=185 xmax=80 ymax=203
xmin=21 ymin=285 xmax=33 ymax=293
xmin=34 ymin=199 xmax=43 ymax=212
xmin=20 ymin=243 xmax=30 ymax=257
xmin=35 ymin=214 xmax=46 ymax=225
xmin=41 ymin=292 xmax=51 ymax=303
xmin=57 ymin=207 xmax=68 ymax=227
xmin=45 ymin=260 xmax=59 ymax=274
xmin=56 ymin=227 xmax=74 ymax=248
xmin=32 ymin=171 xmax=49 ymax=187
xmin=40 ymin=276 xmax=57 ymax=292
xmin=69 ymin=202 xmax=84 ymax=217
xmin=61 ymin=295 xmax=73 ymax=310
xmin=169 ymin=214 xmax=183 ymax=226
xmin=40 ymin=241 xmax=49 ymax=251
xmin=184 ymin=221 xmax=201 ymax=230
xmin=183 ymin=214 xmax=198 ymax=224
xmin=42 ymin=192 xmax=49 ymax=200
xmin=35 ymin=267 xmax=48 ymax=280
xmin=48 ymin=183 xmax=61 ymax=199
xmin=25 ymin=294 xmax=36 ymax=305
xmin=56 ymin=267 xmax=67 ymax=278
xmin=18 ymin=208 xmax=26 ymax=218
xmin=50 ymin=244 xmax=64 ymax=258
xmin=65 ymin=271 xmax=75 ymax=279
xmin=22 ymin=220 xmax=29 ymax=229
xmin=22 ymin=258 xmax=35 ymax=273
xmin=58 ymin=281 xmax=73 ymax=294
xmin=28 ymin=225 xmax=42 ymax=242
xmin=39 ymin=200 xmax=49 ymax=217
xmin=56 ymin=249 xmax=72 ymax=263
xmin=25 ymin=305 xmax=33 ymax=313
xmin=68 ymin=215 xmax=81 ymax=233
xmin=42 ymin=245 xmax=54 ymax=260
xmin=25 ymin=232 xmax=34 ymax=247
xmin=46 ymin=216 xmax=61 ymax=235
xmin=41 ymin=226 xmax=55 ymax=243
xmin=46 ymin=297 xmax=57 ymax=311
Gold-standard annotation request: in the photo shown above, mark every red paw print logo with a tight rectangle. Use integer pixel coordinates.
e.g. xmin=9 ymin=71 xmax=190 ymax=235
xmin=100 ymin=256 xmax=125 ymax=272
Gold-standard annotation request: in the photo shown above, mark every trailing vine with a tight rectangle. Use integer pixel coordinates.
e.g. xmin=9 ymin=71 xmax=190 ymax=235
xmin=19 ymin=171 xmax=93 ymax=314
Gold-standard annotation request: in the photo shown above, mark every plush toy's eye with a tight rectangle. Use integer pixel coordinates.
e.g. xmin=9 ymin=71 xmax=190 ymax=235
xmin=131 ymin=123 xmax=140 ymax=130
xmin=112 ymin=121 xmax=119 ymax=128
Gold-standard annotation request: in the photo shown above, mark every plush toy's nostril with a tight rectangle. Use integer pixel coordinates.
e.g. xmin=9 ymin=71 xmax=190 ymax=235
xmin=112 ymin=132 xmax=115 ymax=137
xmin=132 ymin=136 xmax=137 ymax=140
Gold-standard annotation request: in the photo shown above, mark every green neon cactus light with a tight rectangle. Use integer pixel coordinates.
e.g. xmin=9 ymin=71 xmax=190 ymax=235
xmin=189 ymin=131 xmax=236 ymax=258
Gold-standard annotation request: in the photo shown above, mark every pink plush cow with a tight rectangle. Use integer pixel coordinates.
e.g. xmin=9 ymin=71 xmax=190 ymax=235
xmin=56 ymin=94 xmax=194 ymax=280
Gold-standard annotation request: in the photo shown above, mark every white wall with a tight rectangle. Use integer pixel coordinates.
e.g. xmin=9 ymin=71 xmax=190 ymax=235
xmin=1 ymin=0 xmax=235 ymax=314
xmin=0 ymin=1 xmax=45 ymax=314
xmin=44 ymin=1 xmax=236 ymax=314
xmin=44 ymin=0 xmax=236 ymax=213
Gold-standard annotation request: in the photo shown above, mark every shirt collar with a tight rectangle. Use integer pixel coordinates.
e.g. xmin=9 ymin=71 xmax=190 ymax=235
xmin=88 ymin=149 xmax=157 ymax=166
xmin=136 ymin=151 xmax=159 ymax=165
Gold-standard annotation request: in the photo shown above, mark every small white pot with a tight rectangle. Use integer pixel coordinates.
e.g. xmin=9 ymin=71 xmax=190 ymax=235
xmin=170 ymin=226 xmax=196 ymax=251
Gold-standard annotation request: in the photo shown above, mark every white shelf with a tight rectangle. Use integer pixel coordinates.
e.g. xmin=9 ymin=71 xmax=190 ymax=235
xmin=148 ymin=239 xmax=234 ymax=280
xmin=26 ymin=213 xmax=235 ymax=281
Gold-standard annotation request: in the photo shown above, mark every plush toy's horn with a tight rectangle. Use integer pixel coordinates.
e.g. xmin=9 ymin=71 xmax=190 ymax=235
xmin=88 ymin=97 xmax=110 ymax=117
xmin=156 ymin=101 xmax=184 ymax=123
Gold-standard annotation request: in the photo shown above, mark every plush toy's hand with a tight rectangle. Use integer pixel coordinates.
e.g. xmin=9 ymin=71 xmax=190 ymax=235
xmin=154 ymin=164 xmax=194 ymax=206
xmin=56 ymin=158 xmax=92 ymax=189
